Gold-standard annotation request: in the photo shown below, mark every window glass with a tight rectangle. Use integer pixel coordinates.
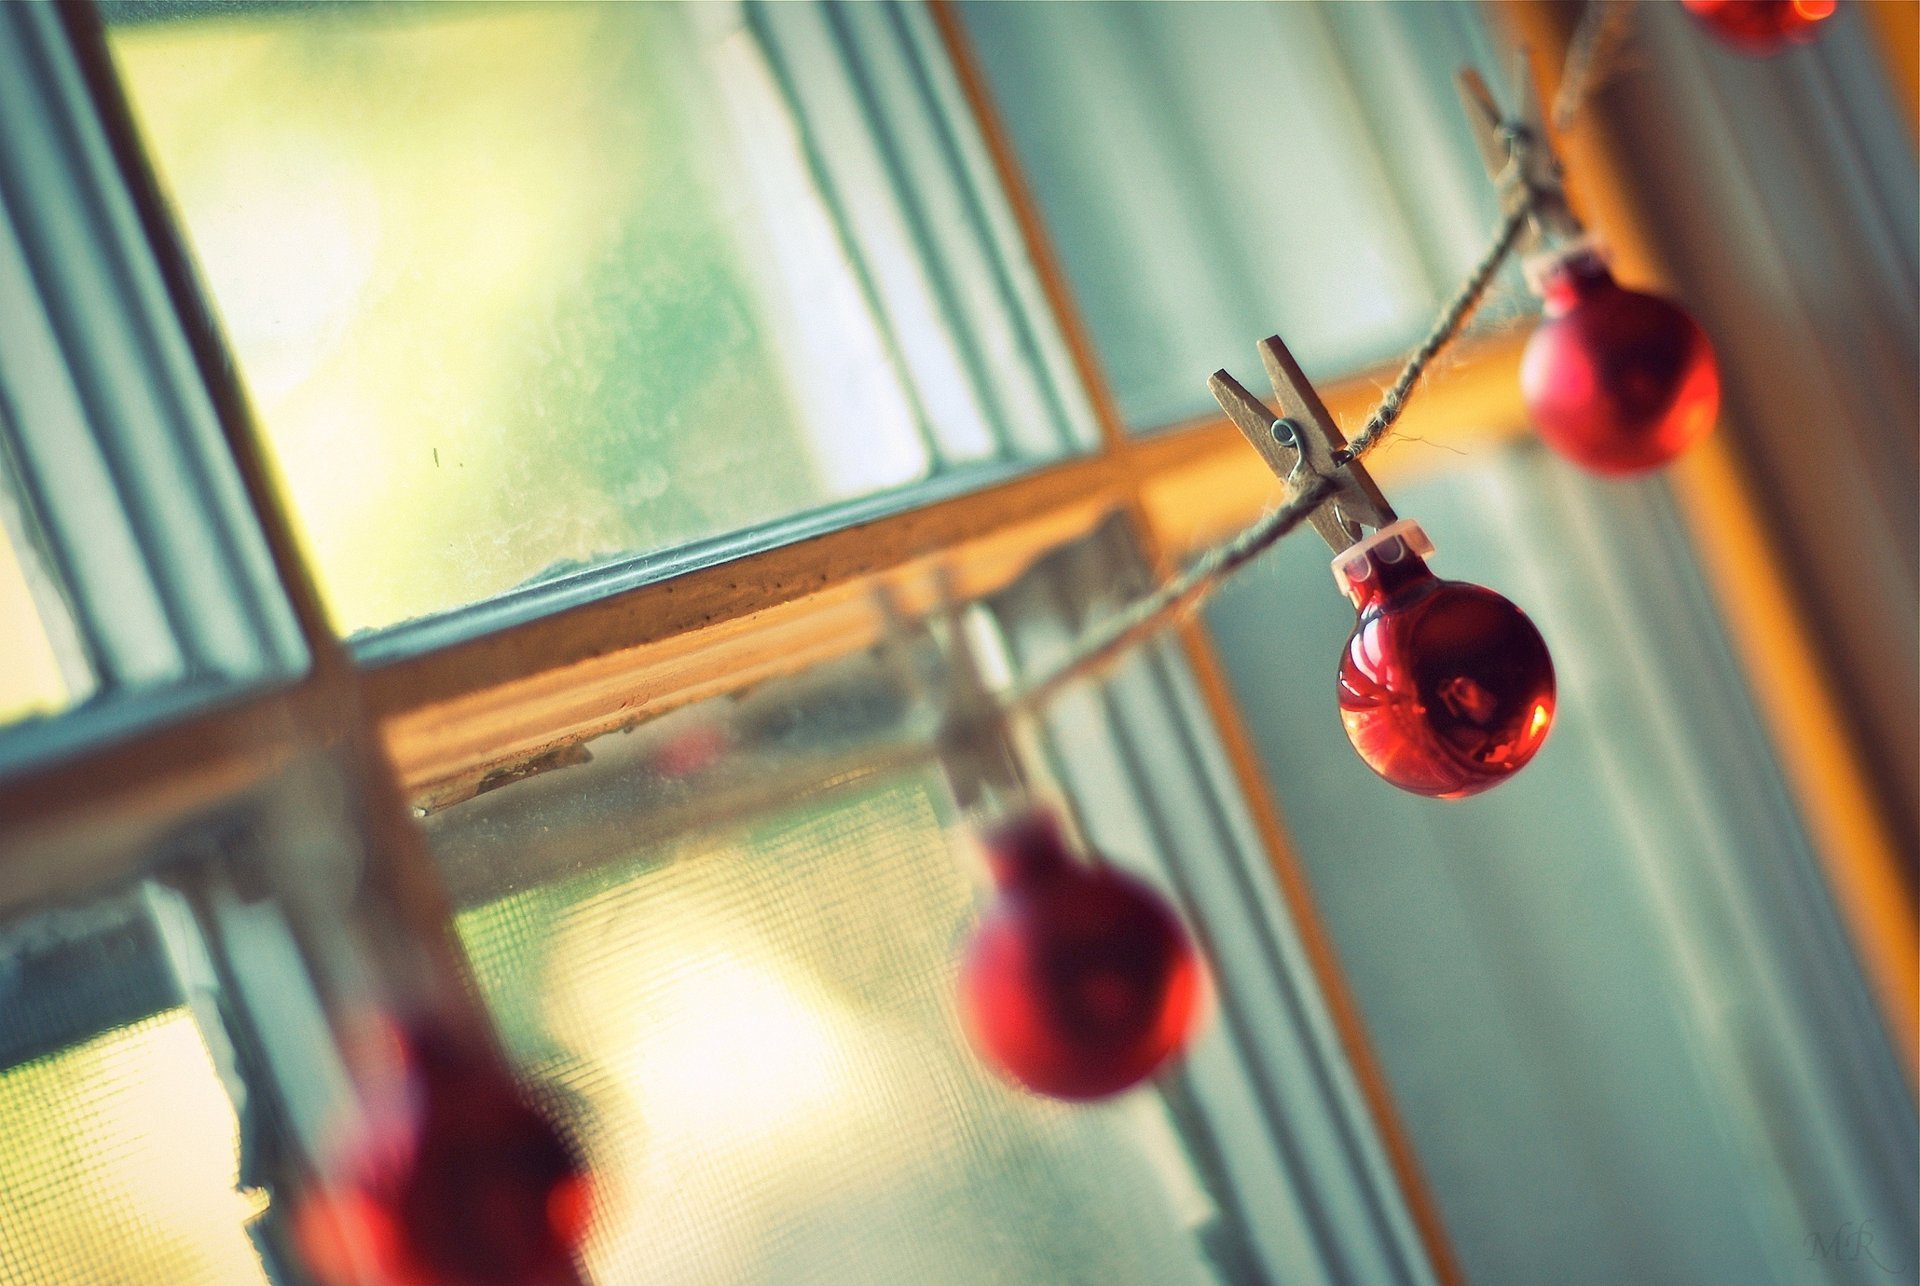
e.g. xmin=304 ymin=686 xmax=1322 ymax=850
xmin=956 ymin=0 xmax=1527 ymax=431
xmin=1201 ymin=445 xmax=1917 ymax=1284
xmin=0 ymin=900 xmax=267 ymax=1285
xmin=107 ymin=1 xmax=1081 ymax=640
xmin=0 ymin=1013 xmax=268 ymax=1286
xmin=423 ymin=535 xmax=1435 ymax=1285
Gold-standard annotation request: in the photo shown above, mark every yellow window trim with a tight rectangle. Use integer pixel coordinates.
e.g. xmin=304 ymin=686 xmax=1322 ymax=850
xmin=1500 ymin=0 xmax=1917 ymax=1086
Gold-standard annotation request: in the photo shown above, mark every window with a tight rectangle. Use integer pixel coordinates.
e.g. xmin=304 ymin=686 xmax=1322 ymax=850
xmin=106 ymin=0 xmax=1096 ymax=645
xmin=0 ymin=1011 xmax=269 ymax=1284
xmin=1 ymin=2 xmax=1912 ymax=1285
xmin=443 ymin=767 xmax=1230 ymax=1285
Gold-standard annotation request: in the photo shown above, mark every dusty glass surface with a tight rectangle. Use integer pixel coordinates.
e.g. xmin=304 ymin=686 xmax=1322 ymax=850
xmin=108 ymin=3 xmax=937 ymax=636
xmin=439 ymin=764 xmax=1226 ymax=1285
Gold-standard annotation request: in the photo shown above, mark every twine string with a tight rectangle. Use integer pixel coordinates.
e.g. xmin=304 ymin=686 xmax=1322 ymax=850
xmin=996 ymin=14 xmax=1632 ymax=719
xmin=1007 ymin=472 xmax=1338 ymax=718
xmin=1006 ymin=201 xmax=1524 ymax=719
xmin=1552 ymin=0 xmax=1634 ymax=134
xmin=1339 ymin=199 xmax=1532 ymax=465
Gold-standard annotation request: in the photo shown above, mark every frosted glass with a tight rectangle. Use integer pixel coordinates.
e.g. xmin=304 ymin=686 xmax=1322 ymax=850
xmin=109 ymin=3 xmax=933 ymax=636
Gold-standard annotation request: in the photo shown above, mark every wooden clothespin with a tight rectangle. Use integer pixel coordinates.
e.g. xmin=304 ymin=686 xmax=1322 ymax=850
xmin=1207 ymin=334 xmax=1397 ymax=554
xmin=941 ymin=609 xmax=1030 ymax=818
xmin=1209 ymin=335 xmax=1439 ymax=602
xmin=874 ymin=576 xmax=1029 ymax=819
xmin=1456 ymin=51 xmax=1585 ymax=259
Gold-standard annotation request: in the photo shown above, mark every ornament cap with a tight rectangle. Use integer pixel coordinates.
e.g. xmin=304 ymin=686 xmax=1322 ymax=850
xmin=1331 ymin=518 xmax=1437 ymax=606
xmin=979 ymin=807 xmax=1078 ymax=890
xmin=1522 ymin=235 xmax=1611 ymax=305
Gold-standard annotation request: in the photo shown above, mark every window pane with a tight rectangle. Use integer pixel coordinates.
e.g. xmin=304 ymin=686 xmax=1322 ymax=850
xmin=0 ymin=900 xmax=268 ymax=1285
xmin=1200 ymin=445 xmax=1917 ymax=1284
xmin=107 ymin=2 xmax=1083 ymax=639
xmin=956 ymin=0 xmax=1527 ymax=431
xmin=439 ymin=769 xmax=1223 ymax=1285
xmin=424 ymin=541 xmax=1438 ymax=1284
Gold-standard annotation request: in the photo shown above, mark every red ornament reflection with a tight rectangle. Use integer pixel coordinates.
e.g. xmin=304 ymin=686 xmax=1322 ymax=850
xmin=1680 ymin=0 xmax=1837 ymax=55
xmin=1521 ymin=251 xmax=1720 ymax=475
xmin=1336 ymin=524 xmax=1555 ymax=799
xmin=297 ymin=1018 xmax=590 ymax=1286
xmin=959 ymin=810 xmax=1202 ymax=1101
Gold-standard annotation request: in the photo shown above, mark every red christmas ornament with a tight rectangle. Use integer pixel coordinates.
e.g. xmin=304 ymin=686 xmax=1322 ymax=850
xmin=1521 ymin=249 xmax=1720 ymax=475
xmin=1335 ymin=522 xmax=1555 ymax=799
xmin=297 ymin=1018 xmax=591 ymax=1286
xmin=1680 ymin=0 xmax=1837 ymax=55
xmin=959 ymin=810 xmax=1202 ymax=1101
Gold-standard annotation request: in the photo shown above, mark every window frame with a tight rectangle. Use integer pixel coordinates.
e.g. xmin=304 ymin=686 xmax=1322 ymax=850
xmin=0 ymin=0 xmax=309 ymax=778
xmin=0 ymin=4 xmax=1911 ymax=1285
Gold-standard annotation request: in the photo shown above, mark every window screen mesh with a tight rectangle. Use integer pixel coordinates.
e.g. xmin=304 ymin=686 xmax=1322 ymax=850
xmin=450 ymin=771 xmax=1226 ymax=1286
xmin=0 ymin=1010 xmax=268 ymax=1285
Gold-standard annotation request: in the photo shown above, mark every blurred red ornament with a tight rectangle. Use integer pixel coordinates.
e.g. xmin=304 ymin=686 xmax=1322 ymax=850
xmin=297 ymin=1018 xmax=590 ymax=1286
xmin=1335 ymin=523 xmax=1555 ymax=799
xmin=650 ymin=723 xmax=730 ymax=779
xmin=1680 ymin=0 xmax=1837 ymax=54
xmin=1521 ymin=251 xmax=1720 ymax=475
xmin=960 ymin=810 xmax=1202 ymax=1101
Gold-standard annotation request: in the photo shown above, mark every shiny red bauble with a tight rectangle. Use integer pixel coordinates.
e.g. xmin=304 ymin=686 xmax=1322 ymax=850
xmin=1521 ymin=251 xmax=1720 ymax=475
xmin=1336 ymin=526 xmax=1555 ymax=799
xmin=959 ymin=810 xmax=1202 ymax=1101
xmin=1680 ymin=0 xmax=1837 ymax=55
xmin=297 ymin=1019 xmax=590 ymax=1286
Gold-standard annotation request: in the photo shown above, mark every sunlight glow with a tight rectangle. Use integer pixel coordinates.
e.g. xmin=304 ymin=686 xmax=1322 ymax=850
xmin=606 ymin=950 xmax=849 ymax=1149
xmin=112 ymin=4 xmax=936 ymax=635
